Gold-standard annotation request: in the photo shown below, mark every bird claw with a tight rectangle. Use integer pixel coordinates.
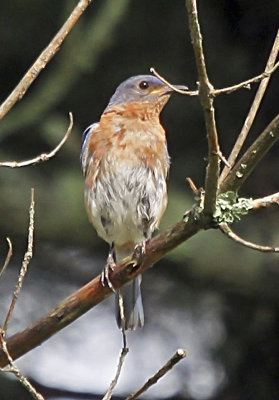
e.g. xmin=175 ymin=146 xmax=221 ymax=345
xmin=132 ymin=240 xmax=147 ymax=267
xmin=101 ymin=253 xmax=116 ymax=293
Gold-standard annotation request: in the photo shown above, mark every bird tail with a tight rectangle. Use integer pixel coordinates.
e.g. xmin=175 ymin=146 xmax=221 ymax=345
xmin=115 ymin=248 xmax=144 ymax=330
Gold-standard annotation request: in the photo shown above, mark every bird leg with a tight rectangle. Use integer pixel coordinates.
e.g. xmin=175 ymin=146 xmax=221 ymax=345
xmin=101 ymin=242 xmax=117 ymax=292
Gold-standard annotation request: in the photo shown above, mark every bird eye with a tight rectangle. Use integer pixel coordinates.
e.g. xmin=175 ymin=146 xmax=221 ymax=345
xmin=139 ymin=80 xmax=149 ymax=90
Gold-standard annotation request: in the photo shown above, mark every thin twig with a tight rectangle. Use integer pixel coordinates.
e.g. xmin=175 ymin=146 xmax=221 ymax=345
xmin=253 ymin=192 xmax=279 ymax=210
xmin=0 ymin=332 xmax=44 ymax=400
xmin=0 ymin=0 xmax=93 ymax=121
xmin=3 ymin=189 xmax=35 ymax=332
xmin=118 ymin=292 xmax=128 ymax=349
xmin=0 ymin=238 xmax=13 ymax=279
xmin=0 ymin=189 xmax=43 ymax=399
xmin=150 ymin=68 xmax=191 ymax=94
xmin=125 ymin=349 xmax=187 ymax=400
xmin=219 ymin=28 xmax=279 ymax=183
xmin=186 ymin=0 xmax=220 ymax=216
xmin=102 ymin=292 xmax=129 ymax=400
xmin=102 ymin=346 xmax=129 ymax=400
xmin=0 ymin=112 xmax=73 ymax=168
xmin=213 ymin=61 xmax=279 ymax=96
xmin=220 ymin=114 xmax=279 ymax=193
xmin=152 ymin=60 xmax=279 ymax=98
xmin=219 ymin=223 xmax=279 ymax=253
xmin=215 ymin=150 xmax=231 ymax=168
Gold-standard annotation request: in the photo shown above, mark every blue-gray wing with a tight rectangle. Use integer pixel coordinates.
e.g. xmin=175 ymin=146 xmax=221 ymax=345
xmin=80 ymin=122 xmax=99 ymax=176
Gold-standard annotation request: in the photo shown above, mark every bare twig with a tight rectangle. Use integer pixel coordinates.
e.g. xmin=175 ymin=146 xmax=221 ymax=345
xmin=0 ymin=112 xmax=73 ymax=168
xmin=152 ymin=60 xmax=279 ymax=98
xmin=215 ymin=150 xmax=231 ymax=168
xmin=0 ymin=333 xmax=44 ymax=400
xmin=118 ymin=292 xmax=128 ymax=349
xmin=253 ymin=192 xmax=279 ymax=210
xmin=125 ymin=349 xmax=187 ymax=400
xmin=0 ymin=190 xmax=43 ymax=399
xmin=150 ymin=67 xmax=191 ymax=94
xmin=0 ymin=238 xmax=13 ymax=279
xmin=219 ymin=28 xmax=279 ymax=183
xmin=220 ymin=114 xmax=279 ymax=193
xmin=0 ymin=0 xmax=93 ymax=121
xmin=214 ymin=61 xmax=279 ymax=96
xmin=186 ymin=0 xmax=220 ymax=216
xmin=102 ymin=346 xmax=129 ymax=400
xmin=219 ymin=223 xmax=279 ymax=253
xmin=186 ymin=177 xmax=198 ymax=193
xmin=3 ymin=189 xmax=35 ymax=332
xmin=102 ymin=292 xmax=129 ymax=400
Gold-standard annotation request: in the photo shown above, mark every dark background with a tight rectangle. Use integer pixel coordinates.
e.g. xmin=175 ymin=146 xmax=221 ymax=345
xmin=0 ymin=1 xmax=279 ymax=399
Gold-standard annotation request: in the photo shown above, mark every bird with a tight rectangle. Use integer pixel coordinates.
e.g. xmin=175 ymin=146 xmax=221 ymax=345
xmin=81 ymin=74 xmax=186 ymax=330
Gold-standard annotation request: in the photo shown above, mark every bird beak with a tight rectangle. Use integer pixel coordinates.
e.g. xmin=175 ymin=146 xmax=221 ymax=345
xmin=173 ymin=84 xmax=189 ymax=91
xmin=150 ymin=84 xmax=188 ymax=96
xmin=165 ymin=84 xmax=188 ymax=94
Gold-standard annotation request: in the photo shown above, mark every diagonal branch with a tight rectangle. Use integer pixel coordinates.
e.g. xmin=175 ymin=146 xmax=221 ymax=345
xmin=220 ymin=114 xmax=279 ymax=193
xmin=185 ymin=0 xmax=220 ymax=216
xmin=0 ymin=213 xmax=202 ymax=367
xmin=219 ymin=28 xmax=279 ymax=183
xmin=0 ymin=105 xmax=278 ymax=366
xmin=125 ymin=349 xmax=186 ymax=400
xmin=0 ymin=0 xmax=93 ymax=121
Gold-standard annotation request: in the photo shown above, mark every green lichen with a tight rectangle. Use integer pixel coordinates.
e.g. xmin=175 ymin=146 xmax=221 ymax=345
xmin=213 ymin=191 xmax=253 ymax=224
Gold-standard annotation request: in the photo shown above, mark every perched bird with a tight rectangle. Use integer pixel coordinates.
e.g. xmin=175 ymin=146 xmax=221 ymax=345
xmin=81 ymin=75 xmax=185 ymax=330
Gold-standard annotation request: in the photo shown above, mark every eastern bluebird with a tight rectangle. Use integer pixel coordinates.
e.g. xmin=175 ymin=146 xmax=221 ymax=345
xmin=81 ymin=75 xmax=185 ymax=330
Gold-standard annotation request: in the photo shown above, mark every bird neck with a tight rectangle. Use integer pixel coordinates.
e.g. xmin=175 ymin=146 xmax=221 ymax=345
xmin=104 ymin=98 xmax=170 ymax=121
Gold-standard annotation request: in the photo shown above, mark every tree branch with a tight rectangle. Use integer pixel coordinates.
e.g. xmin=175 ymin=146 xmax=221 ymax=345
xmin=151 ymin=61 xmax=279 ymax=98
xmin=0 ymin=0 xmax=93 ymax=121
xmin=0 ymin=0 xmax=129 ymax=139
xmin=125 ymin=349 xmax=186 ymax=400
xmin=0 ymin=333 xmax=44 ymax=400
xmin=0 ymin=213 xmax=202 ymax=367
xmin=213 ymin=61 xmax=279 ymax=96
xmin=219 ymin=223 xmax=279 ymax=253
xmin=220 ymin=114 xmax=279 ymax=193
xmin=0 ymin=238 xmax=13 ymax=279
xmin=3 ymin=189 xmax=35 ymax=332
xmin=0 ymin=190 xmax=44 ymax=400
xmin=185 ymin=0 xmax=220 ymax=216
xmin=102 ymin=346 xmax=129 ymax=400
xmin=252 ymin=192 xmax=279 ymax=210
xmin=219 ymin=28 xmax=279 ymax=183
xmin=0 ymin=113 xmax=73 ymax=168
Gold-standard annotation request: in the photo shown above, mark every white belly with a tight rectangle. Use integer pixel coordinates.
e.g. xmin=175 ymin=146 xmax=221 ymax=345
xmin=85 ymin=164 xmax=167 ymax=247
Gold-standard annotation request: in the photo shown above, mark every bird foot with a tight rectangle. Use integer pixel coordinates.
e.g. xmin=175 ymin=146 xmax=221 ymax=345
xmin=132 ymin=240 xmax=147 ymax=268
xmin=101 ymin=253 xmax=116 ymax=293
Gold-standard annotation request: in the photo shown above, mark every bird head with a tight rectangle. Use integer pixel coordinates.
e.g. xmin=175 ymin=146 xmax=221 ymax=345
xmin=104 ymin=75 xmax=187 ymax=114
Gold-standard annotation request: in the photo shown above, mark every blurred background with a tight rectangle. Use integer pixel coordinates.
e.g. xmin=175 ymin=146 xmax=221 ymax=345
xmin=0 ymin=0 xmax=279 ymax=399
